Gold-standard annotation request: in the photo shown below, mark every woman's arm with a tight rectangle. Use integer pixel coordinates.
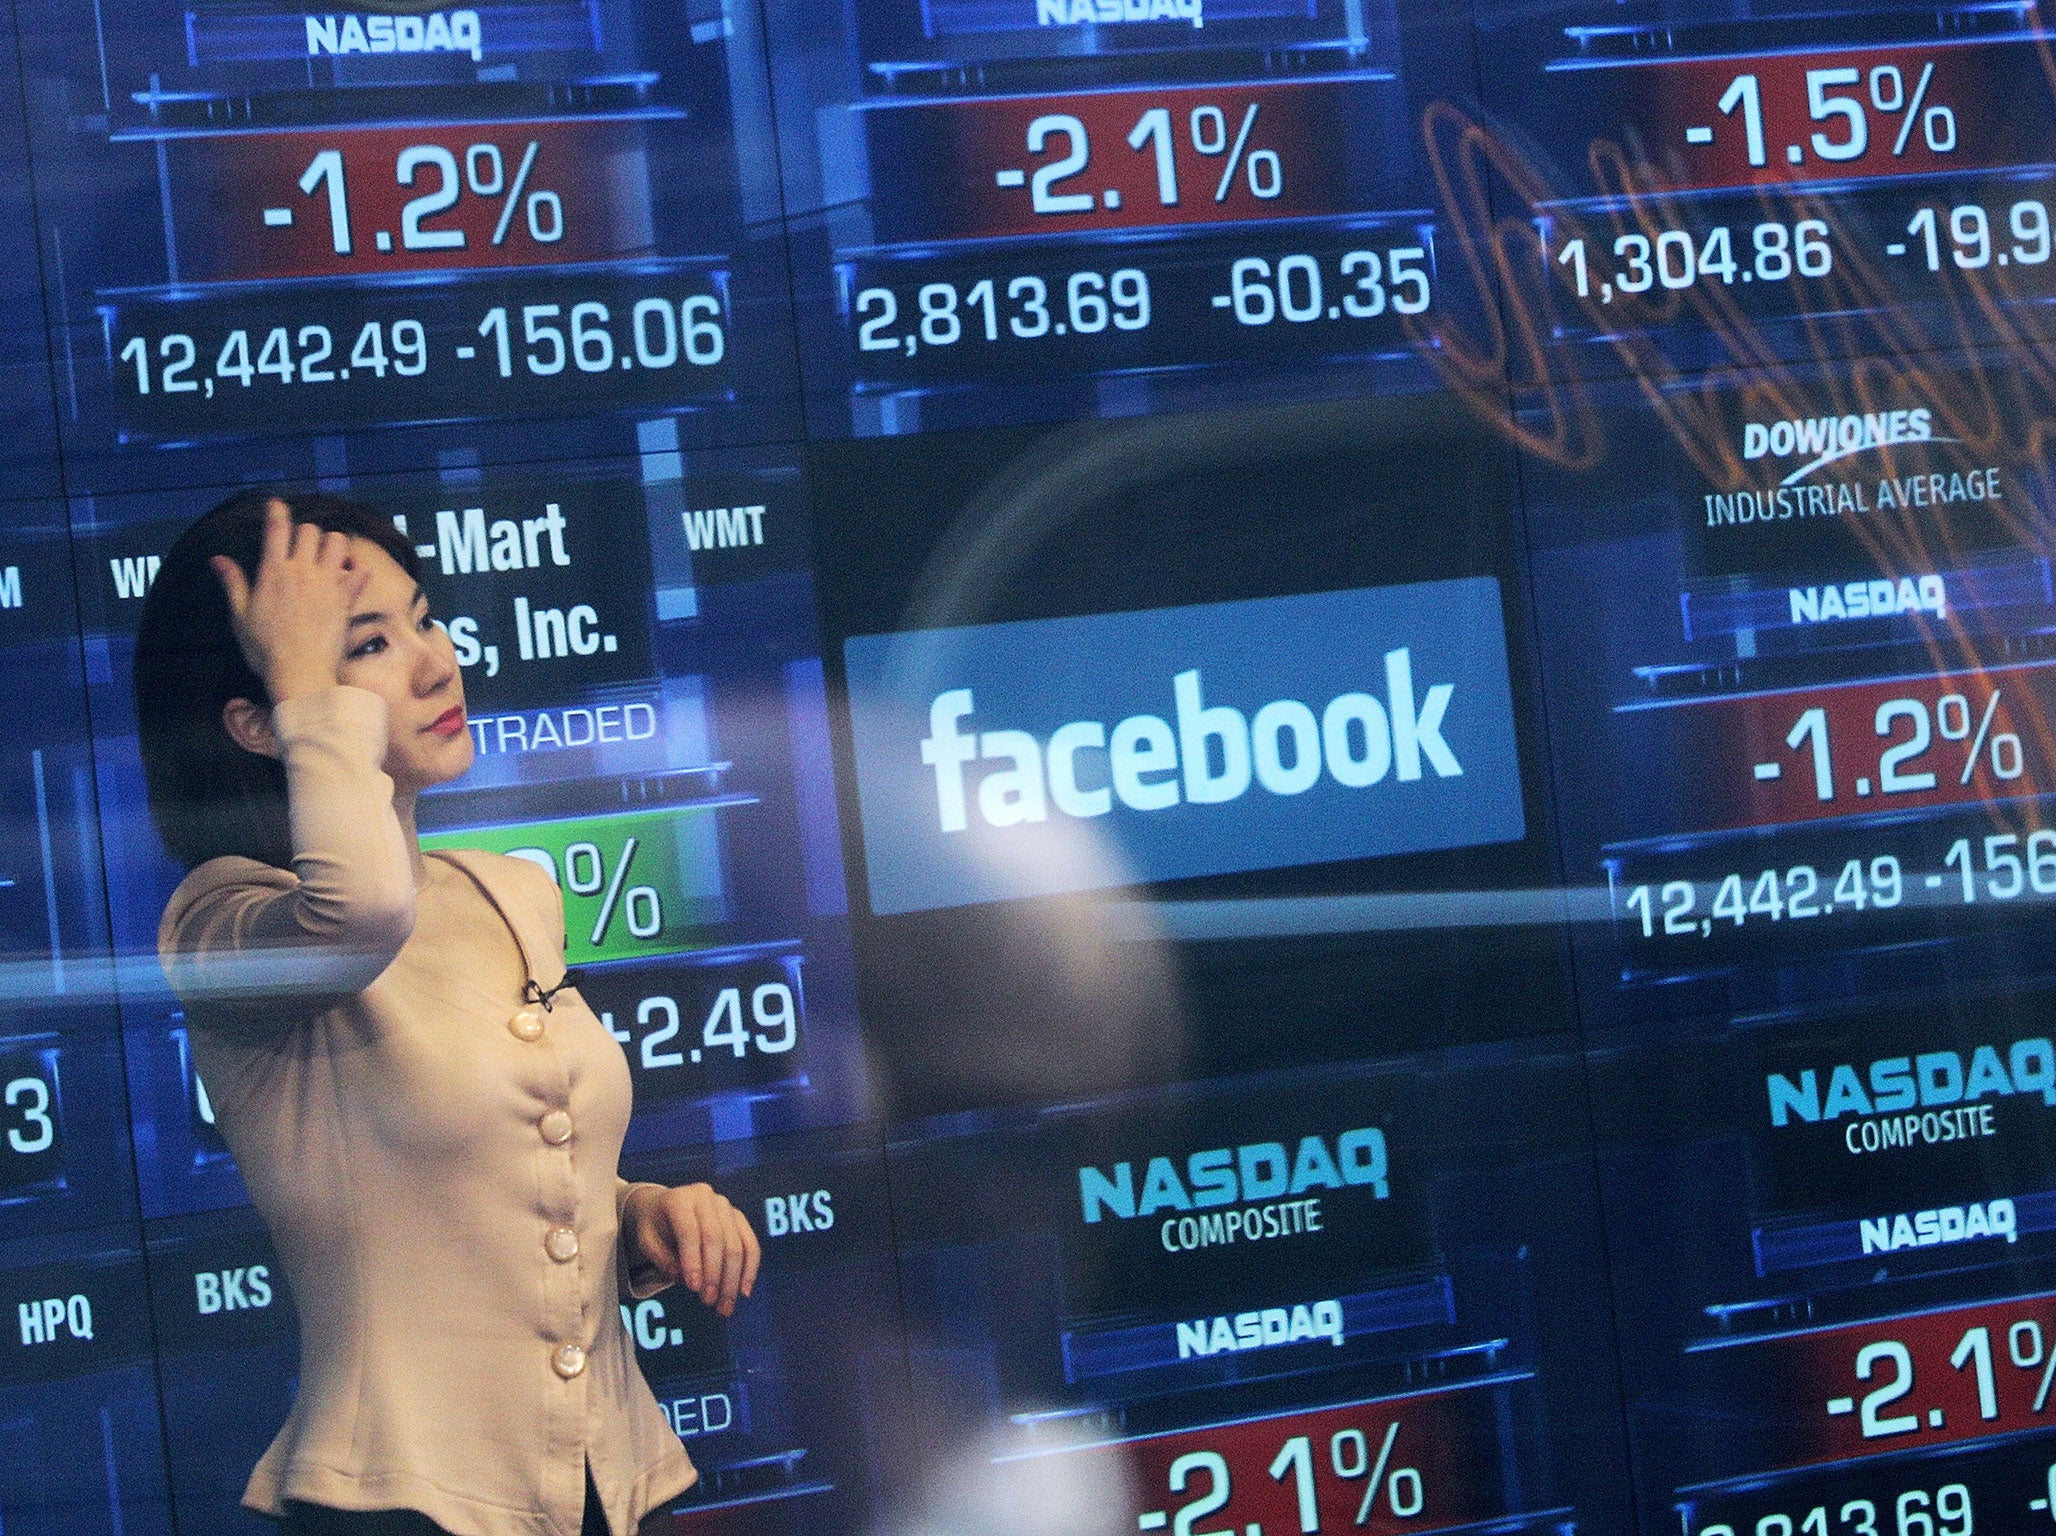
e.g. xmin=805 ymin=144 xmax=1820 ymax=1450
xmin=158 ymin=503 xmax=416 ymax=1010
xmin=619 ymin=1180 xmax=761 ymax=1316
xmin=160 ymin=687 xmax=417 ymax=1003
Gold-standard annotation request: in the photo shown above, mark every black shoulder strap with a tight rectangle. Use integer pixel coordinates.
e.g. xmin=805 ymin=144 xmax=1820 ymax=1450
xmin=430 ymin=850 xmax=584 ymax=1010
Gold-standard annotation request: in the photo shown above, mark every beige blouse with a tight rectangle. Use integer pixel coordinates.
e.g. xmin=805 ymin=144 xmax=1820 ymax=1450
xmin=157 ymin=686 xmax=696 ymax=1536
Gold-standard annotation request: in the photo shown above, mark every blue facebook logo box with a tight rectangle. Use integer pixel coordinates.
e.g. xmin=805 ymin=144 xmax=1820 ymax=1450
xmin=844 ymin=578 xmax=1527 ymax=915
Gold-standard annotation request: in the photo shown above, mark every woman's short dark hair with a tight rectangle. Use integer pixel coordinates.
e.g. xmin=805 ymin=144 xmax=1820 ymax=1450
xmin=134 ymin=487 xmax=418 ymax=871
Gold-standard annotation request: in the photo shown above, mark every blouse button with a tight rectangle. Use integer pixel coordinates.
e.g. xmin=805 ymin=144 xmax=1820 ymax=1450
xmin=545 ymin=1226 xmax=580 ymax=1263
xmin=508 ymin=1009 xmax=546 ymax=1042
xmin=538 ymin=1109 xmax=574 ymax=1146
xmin=552 ymin=1343 xmax=586 ymax=1379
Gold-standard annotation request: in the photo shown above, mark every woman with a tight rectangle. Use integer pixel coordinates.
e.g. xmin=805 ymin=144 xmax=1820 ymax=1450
xmin=139 ymin=489 xmax=760 ymax=1536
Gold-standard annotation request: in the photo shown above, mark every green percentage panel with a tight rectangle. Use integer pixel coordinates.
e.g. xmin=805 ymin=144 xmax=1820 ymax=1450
xmin=423 ymin=804 xmax=728 ymax=966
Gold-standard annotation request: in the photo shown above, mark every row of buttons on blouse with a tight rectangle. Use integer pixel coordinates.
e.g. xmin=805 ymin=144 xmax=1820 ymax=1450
xmin=515 ymin=1007 xmax=589 ymax=1381
xmin=512 ymin=1007 xmax=577 ymax=1147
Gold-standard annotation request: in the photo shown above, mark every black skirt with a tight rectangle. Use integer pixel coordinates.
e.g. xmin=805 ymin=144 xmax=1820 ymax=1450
xmin=276 ymin=1470 xmax=663 ymax=1536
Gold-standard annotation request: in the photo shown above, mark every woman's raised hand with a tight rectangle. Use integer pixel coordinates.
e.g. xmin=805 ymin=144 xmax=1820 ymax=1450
xmin=627 ymin=1182 xmax=761 ymax=1317
xmin=211 ymin=499 xmax=369 ymax=704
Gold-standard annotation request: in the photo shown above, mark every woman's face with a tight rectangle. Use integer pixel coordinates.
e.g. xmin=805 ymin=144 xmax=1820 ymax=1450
xmin=334 ymin=539 xmax=474 ymax=795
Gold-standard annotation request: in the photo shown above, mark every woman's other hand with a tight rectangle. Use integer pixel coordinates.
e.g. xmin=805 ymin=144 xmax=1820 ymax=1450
xmin=628 ymin=1183 xmax=761 ymax=1316
xmin=212 ymin=498 xmax=369 ymax=704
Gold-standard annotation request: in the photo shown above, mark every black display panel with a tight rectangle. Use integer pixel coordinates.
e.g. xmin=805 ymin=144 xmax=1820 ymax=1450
xmin=0 ymin=1223 xmax=174 ymax=1536
xmin=885 ymin=1047 xmax=1632 ymax=1535
xmin=807 ymin=398 xmax=1574 ymax=1117
xmin=15 ymin=0 xmax=801 ymax=492
xmin=1473 ymin=0 xmax=2056 ymax=381
xmin=763 ymin=0 xmax=1476 ymax=433
xmin=1523 ymin=351 xmax=2056 ymax=1030
xmin=2 ymin=0 xmax=2055 ymax=1527
xmin=621 ymin=1125 xmax=908 ymax=1534
xmin=1521 ymin=344 xmax=2056 ymax=1530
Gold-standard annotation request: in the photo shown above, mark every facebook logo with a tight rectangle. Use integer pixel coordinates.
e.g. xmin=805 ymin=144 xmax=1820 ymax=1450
xmin=844 ymin=578 xmax=1527 ymax=914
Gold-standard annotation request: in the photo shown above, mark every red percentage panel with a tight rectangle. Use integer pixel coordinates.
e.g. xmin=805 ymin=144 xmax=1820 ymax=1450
xmin=1617 ymin=39 xmax=2056 ymax=192
xmin=1697 ymin=1292 xmax=2056 ymax=1471
xmin=1015 ymin=1380 xmax=1525 ymax=1535
xmin=1638 ymin=661 xmax=2056 ymax=833
xmin=172 ymin=121 xmax=657 ymax=281
xmin=860 ymin=81 xmax=1369 ymax=242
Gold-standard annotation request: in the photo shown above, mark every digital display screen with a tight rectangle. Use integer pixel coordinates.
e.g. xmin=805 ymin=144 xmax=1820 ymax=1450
xmin=2 ymin=0 xmax=2054 ymax=1529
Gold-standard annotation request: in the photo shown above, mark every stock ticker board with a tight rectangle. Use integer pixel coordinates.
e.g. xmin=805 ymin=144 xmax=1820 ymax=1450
xmin=4 ymin=0 xmax=2056 ymax=1531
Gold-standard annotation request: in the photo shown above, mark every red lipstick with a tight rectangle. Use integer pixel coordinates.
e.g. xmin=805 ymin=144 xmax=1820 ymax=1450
xmin=428 ymin=707 xmax=467 ymax=738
